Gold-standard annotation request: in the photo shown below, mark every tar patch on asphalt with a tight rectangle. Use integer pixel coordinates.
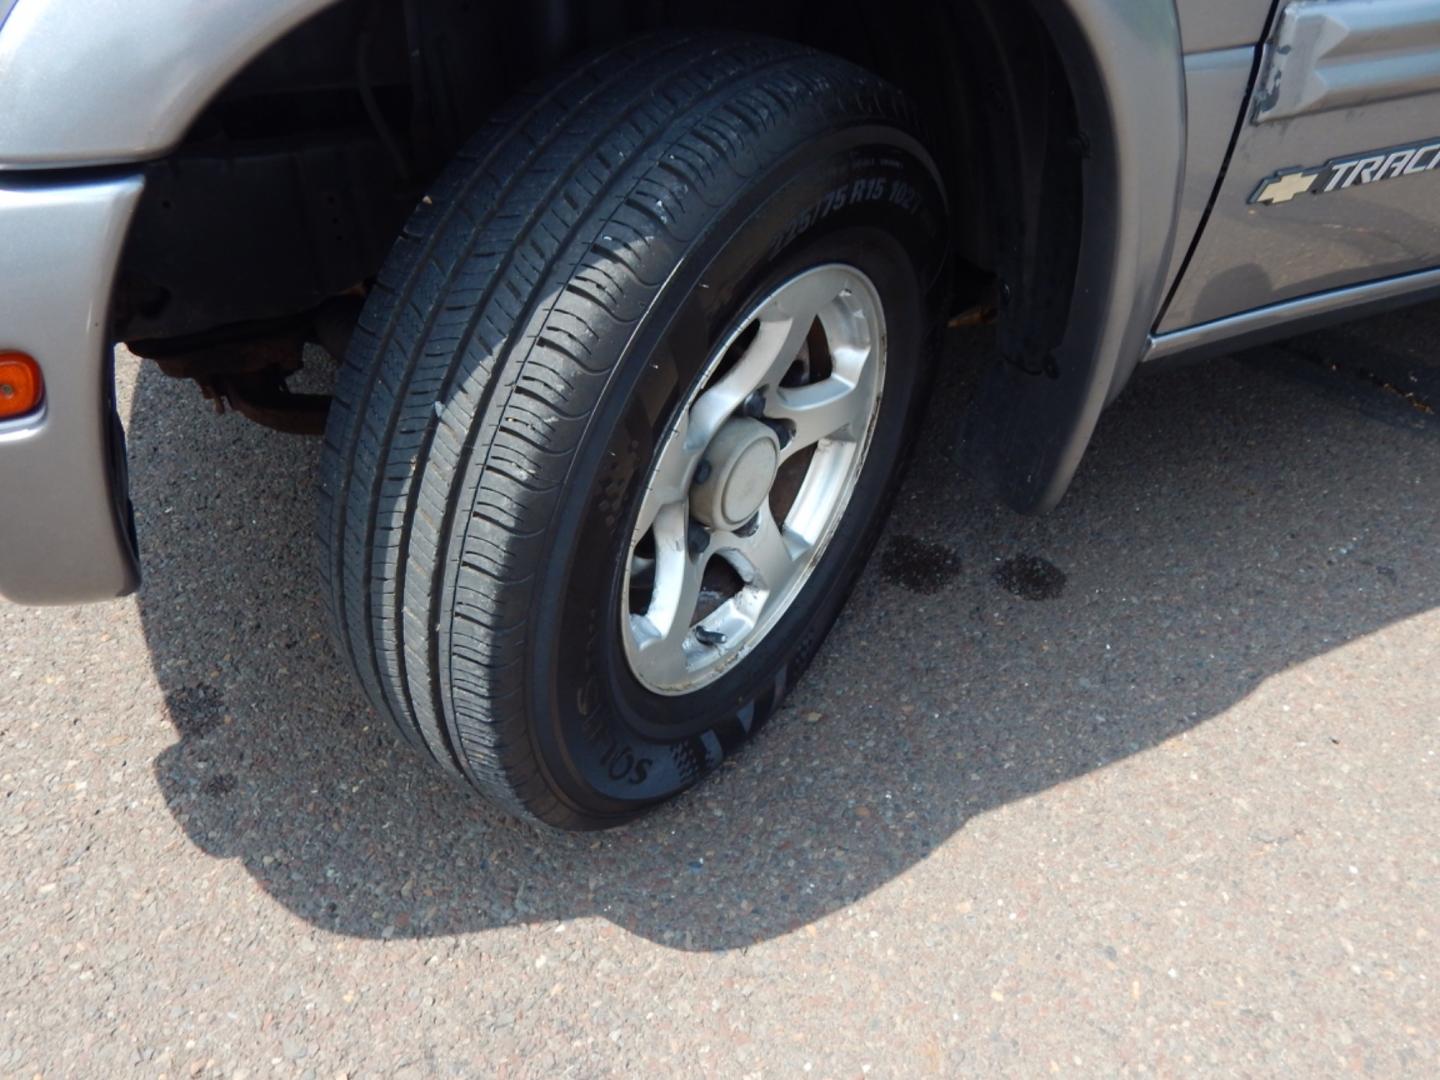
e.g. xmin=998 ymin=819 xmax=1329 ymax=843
xmin=880 ymin=535 xmax=962 ymax=594
xmin=993 ymin=555 xmax=1067 ymax=601
xmin=165 ymin=684 xmax=227 ymax=739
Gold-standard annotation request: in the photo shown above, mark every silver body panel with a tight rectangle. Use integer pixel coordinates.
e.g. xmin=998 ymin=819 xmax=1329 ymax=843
xmin=1162 ymin=0 xmax=1440 ymax=331
xmin=1161 ymin=46 xmax=1258 ymax=296
xmin=0 ymin=0 xmax=339 ymax=603
xmin=0 ymin=175 xmax=143 ymax=604
xmin=1176 ymin=0 xmax=1273 ymax=52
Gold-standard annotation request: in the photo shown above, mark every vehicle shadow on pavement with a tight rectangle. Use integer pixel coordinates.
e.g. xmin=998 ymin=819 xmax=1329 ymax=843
xmin=134 ymin=302 xmax=1440 ymax=950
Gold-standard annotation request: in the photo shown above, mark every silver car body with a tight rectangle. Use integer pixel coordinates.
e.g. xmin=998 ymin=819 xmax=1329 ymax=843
xmin=1 ymin=0 xmax=1437 ymax=604
xmin=1166 ymin=1 xmax=1440 ymax=326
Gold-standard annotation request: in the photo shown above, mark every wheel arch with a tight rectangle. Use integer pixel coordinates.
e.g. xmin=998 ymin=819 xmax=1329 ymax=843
xmin=954 ymin=0 xmax=1188 ymax=512
xmin=32 ymin=0 xmax=1186 ymax=521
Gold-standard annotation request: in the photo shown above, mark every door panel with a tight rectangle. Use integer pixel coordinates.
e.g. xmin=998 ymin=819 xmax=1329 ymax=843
xmin=1160 ymin=0 xmax=1440 ymax=332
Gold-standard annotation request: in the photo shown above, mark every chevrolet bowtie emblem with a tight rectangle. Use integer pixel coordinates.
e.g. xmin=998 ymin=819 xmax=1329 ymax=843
xmin=1254 ymin=171 xmax=1320 ymax=205
xmin=1251 ymin=138 xmax=1440 ymax=206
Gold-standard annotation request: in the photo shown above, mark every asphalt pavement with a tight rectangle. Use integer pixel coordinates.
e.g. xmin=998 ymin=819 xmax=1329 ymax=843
xmin=3 ymin=303 xmax=1439 ymax=1076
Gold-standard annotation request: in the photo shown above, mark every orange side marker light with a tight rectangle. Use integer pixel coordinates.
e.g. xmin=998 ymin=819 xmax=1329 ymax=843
xmin=0 ymin=352 xmax=43 ymax=420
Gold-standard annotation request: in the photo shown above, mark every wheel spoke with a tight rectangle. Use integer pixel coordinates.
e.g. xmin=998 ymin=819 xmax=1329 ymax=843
xmin=633 ymin=410 xmax=701 ymax=539
xmin=716 ymin=505 xmax=807 ymax=596
xmin=769 ymin=368 xmax=872 ymax=456
xmin=688 ymin=267 xmax=852 ymax=446
xmin=628 ymin=503 xmax=705 ymax=687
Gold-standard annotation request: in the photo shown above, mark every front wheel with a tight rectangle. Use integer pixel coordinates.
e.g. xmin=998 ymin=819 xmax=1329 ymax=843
xmin=319 ymin=33 xmax=948 ymax=828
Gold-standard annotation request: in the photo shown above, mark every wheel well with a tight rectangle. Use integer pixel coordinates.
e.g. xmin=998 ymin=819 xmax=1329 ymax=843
xmin=115 ymin=0 xmax=1082 ymax=370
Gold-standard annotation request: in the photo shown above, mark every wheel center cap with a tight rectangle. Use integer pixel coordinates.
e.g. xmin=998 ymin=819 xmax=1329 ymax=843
xmin=691 ymin=418 xmax=781 ymax=532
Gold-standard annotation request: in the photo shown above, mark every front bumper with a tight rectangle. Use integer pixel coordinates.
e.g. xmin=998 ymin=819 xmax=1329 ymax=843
xmin=0 ymin=174 xmax=143 ymax=604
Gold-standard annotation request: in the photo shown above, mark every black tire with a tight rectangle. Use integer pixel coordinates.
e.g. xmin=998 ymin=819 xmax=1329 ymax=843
xmin=319 ymin=32 xmax=948 ymax=828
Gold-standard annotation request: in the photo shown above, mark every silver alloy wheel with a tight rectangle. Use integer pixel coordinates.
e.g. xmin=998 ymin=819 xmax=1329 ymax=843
xmin=621 ymin=263 xmax=888 ymax=695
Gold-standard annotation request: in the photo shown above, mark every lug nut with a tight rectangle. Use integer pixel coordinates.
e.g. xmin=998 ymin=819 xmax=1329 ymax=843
xmin=742 ymin=390 xmax=767 ymax=418
xmin=693 ymin=459 xmax=713 ymax=486
xmin=763 ymin=418 xmax=794 ymax=449
xmin=687 ymin=521 xmax=711 ymax=559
